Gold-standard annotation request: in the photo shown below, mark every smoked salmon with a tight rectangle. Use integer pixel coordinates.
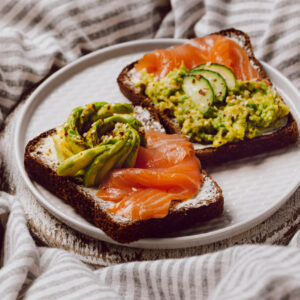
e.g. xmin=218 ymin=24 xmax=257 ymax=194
xmin=96 ymin=131 xmax=203 ymax=220
xmin=135 ymin=35 xmax=258 ymax=80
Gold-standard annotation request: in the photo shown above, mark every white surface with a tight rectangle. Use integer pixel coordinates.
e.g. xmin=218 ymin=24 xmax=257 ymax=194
xmin=15 ymin=39 xmax=300 ymax=249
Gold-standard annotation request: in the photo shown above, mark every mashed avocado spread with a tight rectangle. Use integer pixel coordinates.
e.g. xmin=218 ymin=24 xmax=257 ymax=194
xmin=136 ymin=65 xmax=289 ymax=147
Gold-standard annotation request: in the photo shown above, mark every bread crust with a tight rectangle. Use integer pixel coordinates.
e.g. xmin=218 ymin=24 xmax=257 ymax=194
xmin=117 ymin=28 xmax=299 ymax=167
xmin=24 ymin=129 xmax=224 ymax=244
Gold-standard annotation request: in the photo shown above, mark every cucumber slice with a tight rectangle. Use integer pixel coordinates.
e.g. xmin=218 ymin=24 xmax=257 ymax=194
xmin=191 ymin=63 xmax=237 ymax=89
xmin=188 ymin=69 xmax=227 ymax=102
xmin=182 ymin=75 xmax=214 ymax=113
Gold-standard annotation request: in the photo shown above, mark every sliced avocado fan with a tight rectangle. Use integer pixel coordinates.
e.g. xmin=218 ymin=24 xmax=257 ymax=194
xmin=55 ymin=102 xmax=145 ymax=187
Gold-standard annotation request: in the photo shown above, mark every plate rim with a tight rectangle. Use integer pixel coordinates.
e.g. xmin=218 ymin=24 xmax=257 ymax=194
xmin=15 ymin=38 xmax=300 ymax=249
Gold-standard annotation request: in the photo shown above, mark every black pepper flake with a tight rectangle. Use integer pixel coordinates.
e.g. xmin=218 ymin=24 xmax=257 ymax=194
xmin=120 ymin=131 xmax=124 ymax=136
xmin=107 ymin=105 xmax=111 ymax=110
xmin=164 ymin=108 xmax=170 ymax=115
xmin=198 ymin=90 xmax=206 ymax=96
xmin=192 ymin=79 xmax=196 ymax=84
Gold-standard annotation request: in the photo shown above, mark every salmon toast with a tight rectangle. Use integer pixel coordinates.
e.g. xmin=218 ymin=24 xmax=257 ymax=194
xmin=117 ymin=28 xmax=298 ymax=166
xmin=24 ymin=104 xmax=224 ymax=244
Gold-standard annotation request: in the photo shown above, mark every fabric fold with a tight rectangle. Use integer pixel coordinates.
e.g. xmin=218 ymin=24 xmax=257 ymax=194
xmin=1 ymin=192 xmax=300 ymax=299
xmin=1 ymin=0 xmax=300 ymax=299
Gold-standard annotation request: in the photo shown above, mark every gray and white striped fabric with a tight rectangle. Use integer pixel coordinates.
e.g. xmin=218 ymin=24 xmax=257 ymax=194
xmin=1 ymin=192 xmax=300 ymax=299
xmin=1 ymin=0 xmax=300 ymax=126
xmin=1 ymin=0 xmax=300 ymax=299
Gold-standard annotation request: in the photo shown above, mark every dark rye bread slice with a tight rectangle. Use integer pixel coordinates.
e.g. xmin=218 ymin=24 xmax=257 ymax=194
xmin=24 ymin=129 xmax=224 ymax=244
xmin=117 ymin=28 xmax=299 ymax=166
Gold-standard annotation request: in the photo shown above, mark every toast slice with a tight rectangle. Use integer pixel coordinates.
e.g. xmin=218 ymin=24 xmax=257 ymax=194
xmin=117 ymin=28 xmax=298 ymax=166
xmin=24 ymin=107 xmax=224 ymax=244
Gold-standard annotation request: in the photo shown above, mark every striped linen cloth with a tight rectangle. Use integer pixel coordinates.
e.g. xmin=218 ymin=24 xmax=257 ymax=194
xmin=1 ymin=192 xmax=300 ymax=299
xmin=1 ymin=0 xmax=300 ymax=126
xmin=1 ymin=0 xmax=300 ymax=299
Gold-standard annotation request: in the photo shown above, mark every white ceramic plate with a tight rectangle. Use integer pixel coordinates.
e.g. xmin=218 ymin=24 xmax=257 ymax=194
xmin=15 ymin=39 xmax=300 ymax=249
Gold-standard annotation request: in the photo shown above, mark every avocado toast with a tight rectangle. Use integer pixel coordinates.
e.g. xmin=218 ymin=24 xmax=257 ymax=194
xmin=24 ymin=102 xmax=224 ymax=244
xmin=117 ymin=28 xmax=298 ymax=166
